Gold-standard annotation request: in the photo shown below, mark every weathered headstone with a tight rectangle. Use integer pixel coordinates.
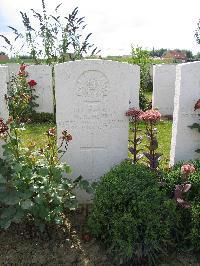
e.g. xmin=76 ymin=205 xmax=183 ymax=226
xmin=28 ymin=65 xmax=53 ymax=113
xmin=129 ymin=65 xmax=140 ymax=108
xmin=170 ymin=62 xmax=200 ymax=165
xmin=152 ymin=64 xmax=176 ymax=116
xmin=5 ymin=63 xmax=54 ymax=114
xmin=6 ymin=63 xmax=20 ymax=80
xmin=0 ymin=66 xmax=9 ymax=157
xmin=55 ymin=59 xmax=139 ymax=200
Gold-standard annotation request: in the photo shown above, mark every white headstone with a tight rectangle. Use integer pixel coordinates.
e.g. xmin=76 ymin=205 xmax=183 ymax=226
xmin=6 ymin=63 xmax=20 ymax=79
xmin=0 ymin=66 xmax=9 ymax=158
xmin=55 ymin=60 xmax=138 ymax=201
xmin=28 ymin=65 xmax=54 ymax=113
xmin=129 ymin=65 xmax=140 ymax=108
xmin=170 ymin=62 xmax=200 ymax=165
xmin=152 ymin=64 xmax=176 ymax=116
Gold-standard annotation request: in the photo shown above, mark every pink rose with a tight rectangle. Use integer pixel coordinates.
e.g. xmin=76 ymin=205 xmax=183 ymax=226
xmin=181 ymin=164 xmax=195 ymax=175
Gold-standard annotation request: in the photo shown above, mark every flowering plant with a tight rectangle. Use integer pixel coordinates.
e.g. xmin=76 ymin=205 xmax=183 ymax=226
xmin=174 ymin=164 xmax=195 ymax=209
xmin=140 ymin=109 xmax=162 ymax=170
xmin=0 ymin=117 xmax=90 ymax=231
xmin=125 ymin=108 xmax=143 ymax=163
xmin=6 ymin=63 xmax=38 ymax=123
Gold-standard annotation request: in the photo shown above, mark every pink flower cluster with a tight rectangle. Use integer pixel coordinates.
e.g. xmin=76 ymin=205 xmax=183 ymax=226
xmin=181 ymin=164 xmax=195 ymax=175
xmin=140 ymin=109 xmax=161 ymax=123
xmin=125 ymin=108 xmax=143 ymax=120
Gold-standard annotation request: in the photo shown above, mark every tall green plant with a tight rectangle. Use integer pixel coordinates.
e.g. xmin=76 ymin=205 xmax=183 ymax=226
xmin=128 ymin=46 xmax=152 ymax=110
xmin=130 ymin=46 xmax=152 ymax=91
xmin=1 ymin=0 xmax=100 ymax=65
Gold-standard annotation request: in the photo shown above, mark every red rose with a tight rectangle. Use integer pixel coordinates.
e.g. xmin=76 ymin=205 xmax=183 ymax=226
xmin=28 ymin=80 xmax=37 ymax=87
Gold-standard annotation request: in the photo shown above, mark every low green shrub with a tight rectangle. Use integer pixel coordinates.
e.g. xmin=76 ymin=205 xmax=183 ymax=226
xmin=31 ymin=112 xmax=54 ymax=123
xmin=88 ymin=161 xmax=176 ymax=265
xmin=164 ymin=160 xmax=200 ymax=251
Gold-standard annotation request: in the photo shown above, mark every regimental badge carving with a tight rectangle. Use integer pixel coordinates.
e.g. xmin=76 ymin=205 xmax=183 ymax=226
xmin=76 ymin=70 xmax=109 ymax=101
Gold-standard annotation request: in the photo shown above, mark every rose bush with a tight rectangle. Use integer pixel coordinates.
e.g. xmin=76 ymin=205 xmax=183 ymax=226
xmin=0 ymin=117 xmax=90 ymax=232
xmin=7 ymin=64 xmax=38 ymax=123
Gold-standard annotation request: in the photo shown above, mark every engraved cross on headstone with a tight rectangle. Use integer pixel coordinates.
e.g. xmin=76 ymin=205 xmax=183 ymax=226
xmin=80 ymin=132 xmax=107 ymax=179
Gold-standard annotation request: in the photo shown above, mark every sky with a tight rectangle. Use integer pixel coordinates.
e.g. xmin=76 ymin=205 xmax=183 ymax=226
xmin=0 ymin=0 xmax=200 ymax=56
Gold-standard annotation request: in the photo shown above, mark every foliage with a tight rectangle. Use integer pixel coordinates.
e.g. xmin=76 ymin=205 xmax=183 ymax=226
xmin=129 ymin=46 xmax=153 ymax=110
xmin=164 ymin=160 xmax=200 ymax=251
xmin=195 ymin=19 xmax=200 ymax=45
xmin=88 ymin=161 xmax=176 ymax=265
xmin=31 ymin=112 xmax=54 ymax=124
xmin=0 ymin=0 xmax=100 ymax=65
xmin=129 ymin=46 xmax=153 ymax=91
xmin=149 ymin=48 xmax=168 ymax=58
xmin=139 ymin=88 xmax=152 ymax=111
xmin=0 ymin=118 xmax=90 ymax=232
xmin=6 ymin=64 xmax=38 ymax=123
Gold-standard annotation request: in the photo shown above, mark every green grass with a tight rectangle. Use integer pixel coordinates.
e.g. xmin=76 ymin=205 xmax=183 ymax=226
xmin=19 ymin=120 xmax=172 ymax=169
xmin=20 ymin=123 xmax=55 ymax=148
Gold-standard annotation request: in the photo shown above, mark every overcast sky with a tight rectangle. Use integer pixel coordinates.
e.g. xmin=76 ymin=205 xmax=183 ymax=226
xmin=0 ymin=0 xmax=200 ymax=56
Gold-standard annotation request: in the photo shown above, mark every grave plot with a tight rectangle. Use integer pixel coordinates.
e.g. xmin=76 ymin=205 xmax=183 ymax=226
xmin=55 ymin=60 xmax=139 ymax=201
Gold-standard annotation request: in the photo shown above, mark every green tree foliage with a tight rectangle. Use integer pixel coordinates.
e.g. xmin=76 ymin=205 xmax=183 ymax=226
xmin=127 ymin=46 xmax=152 ymax=110
xmin=149 ymin=48 xmax=168 ymax=57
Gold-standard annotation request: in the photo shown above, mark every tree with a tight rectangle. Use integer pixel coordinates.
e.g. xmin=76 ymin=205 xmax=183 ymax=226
xmin=195 ymin=19 xmax=200 ymax=46
xmin=0 ymin=0 xmax=100 ymax=65
xmin=149 ymin=48 xmax=167 ymax=58
xmin=128 ymin=46 xmax=152 ymax=110
xmin=0 ymin=51 xmax=6 ymax=55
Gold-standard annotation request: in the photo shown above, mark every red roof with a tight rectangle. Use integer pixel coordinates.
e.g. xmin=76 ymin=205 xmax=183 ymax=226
xmin=163 ymin=51 xmax=187 ymax=60
xmin=0 ymin=55 xmax=9 ymax=61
